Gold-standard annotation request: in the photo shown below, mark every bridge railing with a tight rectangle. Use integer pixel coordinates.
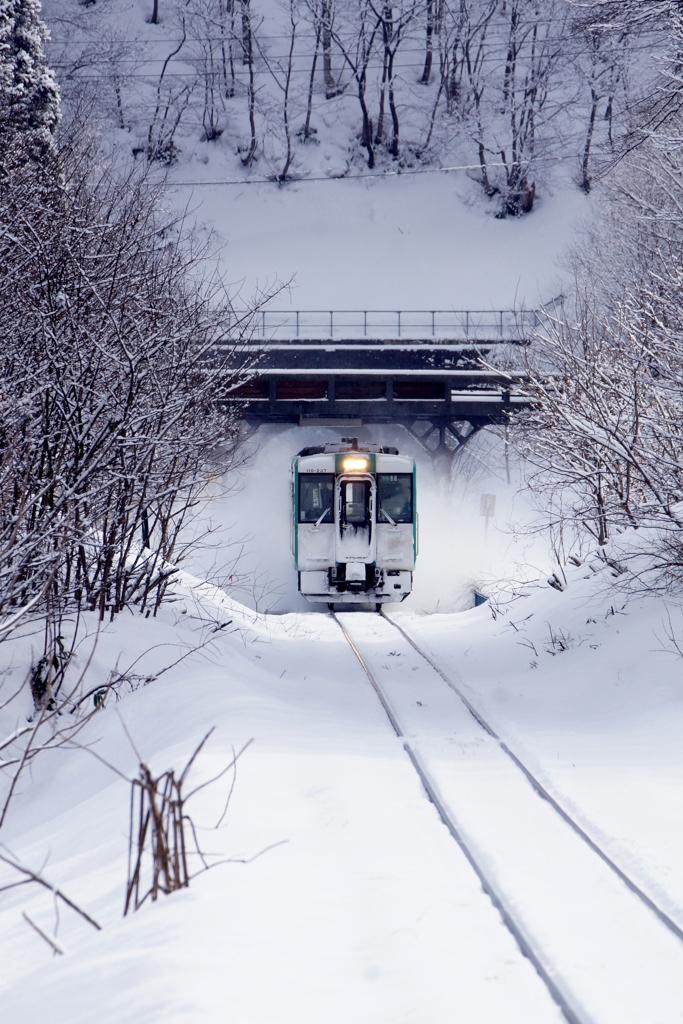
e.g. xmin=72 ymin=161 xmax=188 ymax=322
xmin=242 ymin=307 xmax=559 ymax=343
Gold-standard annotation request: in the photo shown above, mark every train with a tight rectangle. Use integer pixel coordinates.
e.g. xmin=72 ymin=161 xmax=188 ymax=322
xmin=292 ymin=438 xmax=417 ymax=608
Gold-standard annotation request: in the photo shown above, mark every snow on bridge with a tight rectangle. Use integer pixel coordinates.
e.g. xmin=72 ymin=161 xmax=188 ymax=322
xmin=221 ymin=304 xmax=561 ymax=451
xmin=245 ymin=308 xmax=546 ymax=343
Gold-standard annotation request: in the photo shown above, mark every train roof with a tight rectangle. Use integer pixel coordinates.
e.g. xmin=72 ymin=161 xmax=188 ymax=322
xmin=297 ymin=438 xmax=399 ymax=457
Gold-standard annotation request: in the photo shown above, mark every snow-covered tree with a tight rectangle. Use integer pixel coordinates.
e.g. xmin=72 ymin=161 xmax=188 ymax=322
xmin=0 ymin=0 xmax=60 ymax=157
xmin=0 ymin=123 xmax=263 ymax=630
xmin=512 ymin=124 xmax=683 ymax=585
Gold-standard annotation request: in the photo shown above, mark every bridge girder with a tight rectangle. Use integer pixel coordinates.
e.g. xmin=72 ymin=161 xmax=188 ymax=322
xmin=219 ymin=319 xmax=532 ymax=458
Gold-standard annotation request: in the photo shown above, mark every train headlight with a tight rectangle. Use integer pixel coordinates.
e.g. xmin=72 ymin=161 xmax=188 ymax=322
xmin=342 ymin=457 xmax=368 ymax=471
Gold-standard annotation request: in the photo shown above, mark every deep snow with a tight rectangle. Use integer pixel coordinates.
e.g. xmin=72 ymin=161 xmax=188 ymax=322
xmin=168 ymin=170 xmax=585 ymax=311
xmin=0 ymin=590 xmax=565 ymax=1024
xmin=3 ymin=561 xmax=683 ymax=1021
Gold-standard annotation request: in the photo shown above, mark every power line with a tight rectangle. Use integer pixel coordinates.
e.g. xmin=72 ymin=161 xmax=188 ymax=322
xmin=49 ymin=63 xmax=588 ymax=76
xmin=165 ymin=160 xmax=537 ymax=185
xmin=46 ymin=39 xmax=665 ymax=59
xmin=48 ymin=41 xmax=661 ymax=65
xmin=46 ymin=38 xmax=667 ymax=81
xmin=44 ymin=27 xmax=666 ymax=49
xmin=49 ymin=44 xmax=664 ymax=78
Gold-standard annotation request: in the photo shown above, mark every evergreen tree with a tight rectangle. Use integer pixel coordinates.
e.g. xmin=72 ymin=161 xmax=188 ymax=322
xmin=0 ymin=0 xmax=60 ymax=157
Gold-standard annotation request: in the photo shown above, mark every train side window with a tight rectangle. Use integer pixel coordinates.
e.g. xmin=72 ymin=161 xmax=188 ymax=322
xmin=377 ymin=474 xmax=413 ymax=523
xmin=299 ymin=474 xmax=334 ymax=523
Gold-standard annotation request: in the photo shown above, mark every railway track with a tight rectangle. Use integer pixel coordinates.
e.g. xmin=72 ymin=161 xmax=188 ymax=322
xmin=332 ymin=609 xmax=683 ymax=1024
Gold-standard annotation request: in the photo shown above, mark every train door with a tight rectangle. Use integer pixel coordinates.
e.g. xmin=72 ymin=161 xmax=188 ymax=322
xmin=375 ymin=471 xmax=415 ymax=570
xmin=335 ymin=474 xmax=377 ymax=568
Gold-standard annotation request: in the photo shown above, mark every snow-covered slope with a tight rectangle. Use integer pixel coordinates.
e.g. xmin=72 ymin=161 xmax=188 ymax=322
xmin=42 ymin=0 xmax=589 ymax=310
xmin=173 ymin=170 xmax=584 ymax=310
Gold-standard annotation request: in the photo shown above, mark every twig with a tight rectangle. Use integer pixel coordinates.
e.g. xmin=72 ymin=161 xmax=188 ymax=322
xmin=185 ymin=738 xmax=253 ymax=803
xmin=22 ymin=912 xmax=65 ymax=956
xmin=0 ymin=850 xmax=101 ymax=930
xmin=189 ymin=839 xmax=289 ymax=878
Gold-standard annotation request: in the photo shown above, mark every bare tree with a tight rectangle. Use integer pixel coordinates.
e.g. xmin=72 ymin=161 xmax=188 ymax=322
xmin=420 ymin=0 xmax=439 ymax=85
xmin=254 ymin=0 xmax=299 ymax=179
xmin=511 ymin=129 xmax=683 ymax=583
xmin=490 ymin=0 xmax=568 ymax=214
xmin=147 ymin=27 xmax=196 ymax=162
xmin=330 ymin=0 xmax=382 ymax=166
xmin=370 ymin=0 xmax=419 ymax=157
xmin=434 ymin=0 xmax=498 ymax=187
xmin=0 ymin=119 xmax=263 ymax=635
xmin=567 ymin=13 xmax=631 ymax=192
xmin=187 ymin=0 xmax=229 ymax=139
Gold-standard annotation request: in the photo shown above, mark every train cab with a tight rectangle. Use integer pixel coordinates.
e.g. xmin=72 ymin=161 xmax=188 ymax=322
xmin=292 ymin=439 xmax=417 ymax=607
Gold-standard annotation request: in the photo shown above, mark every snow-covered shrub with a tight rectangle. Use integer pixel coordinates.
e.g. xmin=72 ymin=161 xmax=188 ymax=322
xmin=0 ymin=122 xmax=255 ymax=631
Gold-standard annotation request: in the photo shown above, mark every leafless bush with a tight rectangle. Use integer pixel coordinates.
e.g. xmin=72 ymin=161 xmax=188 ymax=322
xmin=125 ymin=755 xmax=194 ymax=912
xmin=0 ymin=118 xmax=264 ymax=637
xmin=0 ymin=635 xmax=102 ymax=834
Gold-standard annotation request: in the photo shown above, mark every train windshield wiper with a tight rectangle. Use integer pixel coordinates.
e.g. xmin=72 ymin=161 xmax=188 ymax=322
xmin=379 ymin=507 xmax=396 ymax=526
xmin=314 ymin=507 xmax=331 ymax=527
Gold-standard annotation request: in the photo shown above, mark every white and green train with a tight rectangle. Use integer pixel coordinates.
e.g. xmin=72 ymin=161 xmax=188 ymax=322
xmin=292 ymin=439 xmax=417 ymax=608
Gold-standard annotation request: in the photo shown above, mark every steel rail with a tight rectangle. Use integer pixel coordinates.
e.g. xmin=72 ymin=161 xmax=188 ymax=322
xmin=332 ymin=611 xmax=587 ymax=1024
xmin=381 ymin=609 xmax=683 ymax=947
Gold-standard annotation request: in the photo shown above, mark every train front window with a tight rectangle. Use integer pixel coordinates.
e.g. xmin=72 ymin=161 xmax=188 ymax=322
xmin=377 ymin=473 xmax=413 ymax=523
xmin=299 ymin=474 xmax=334 ymax=523
xmin=343 ymin=480 xmax=369 ymax=524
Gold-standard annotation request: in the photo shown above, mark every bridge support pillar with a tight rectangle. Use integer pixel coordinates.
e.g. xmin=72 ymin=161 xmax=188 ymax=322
xmin=404 ymin=419 xmax=484 ymax=467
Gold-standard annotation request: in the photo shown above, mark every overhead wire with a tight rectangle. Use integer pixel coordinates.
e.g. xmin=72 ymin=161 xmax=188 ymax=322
xmin=47 ymin=42 xmax=667 ymax=78
xmin=164 ymin=159 xmax=570 ymax=186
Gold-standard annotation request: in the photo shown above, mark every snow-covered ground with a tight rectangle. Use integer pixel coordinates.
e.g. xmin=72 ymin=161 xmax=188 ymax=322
xmin=3 ymin=560 xmax=683 ymax=1022
xmin=6 ymin=4 xmax=683 ymax=1017
xmin=411 ymin=573 xmax=683 ymax=930
xmin=1 ymin=593 xmax=565 ymax=1023
xmin=171 ymin=170 xmax=585 ymax=310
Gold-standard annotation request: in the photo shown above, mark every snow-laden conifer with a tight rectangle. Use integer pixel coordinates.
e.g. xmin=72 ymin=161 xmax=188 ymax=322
xmin=0 ymin=0 xmax=60 ymax=156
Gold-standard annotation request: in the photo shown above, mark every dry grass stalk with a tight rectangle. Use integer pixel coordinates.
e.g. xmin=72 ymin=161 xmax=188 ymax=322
xmin=124 ymin=760 xmax=193 ymax=915
xmin=124 ymin=729 xmax=252 ymax=915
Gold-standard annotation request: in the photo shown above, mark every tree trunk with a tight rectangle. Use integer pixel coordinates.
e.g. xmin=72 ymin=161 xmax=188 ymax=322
xmin=388 ymin=50 xmax=399 ymax=157
xmin=581 ymin=87 xmax=599 ymax=193
xmin=322 ymin=0 xmax=338 ymax=98
xmin=421 ymin=0 xmax=434 ymax=84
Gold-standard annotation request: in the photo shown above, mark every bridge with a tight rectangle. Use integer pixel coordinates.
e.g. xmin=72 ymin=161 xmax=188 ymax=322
xmin=221 ymin=306 xmax=556 ymax=454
